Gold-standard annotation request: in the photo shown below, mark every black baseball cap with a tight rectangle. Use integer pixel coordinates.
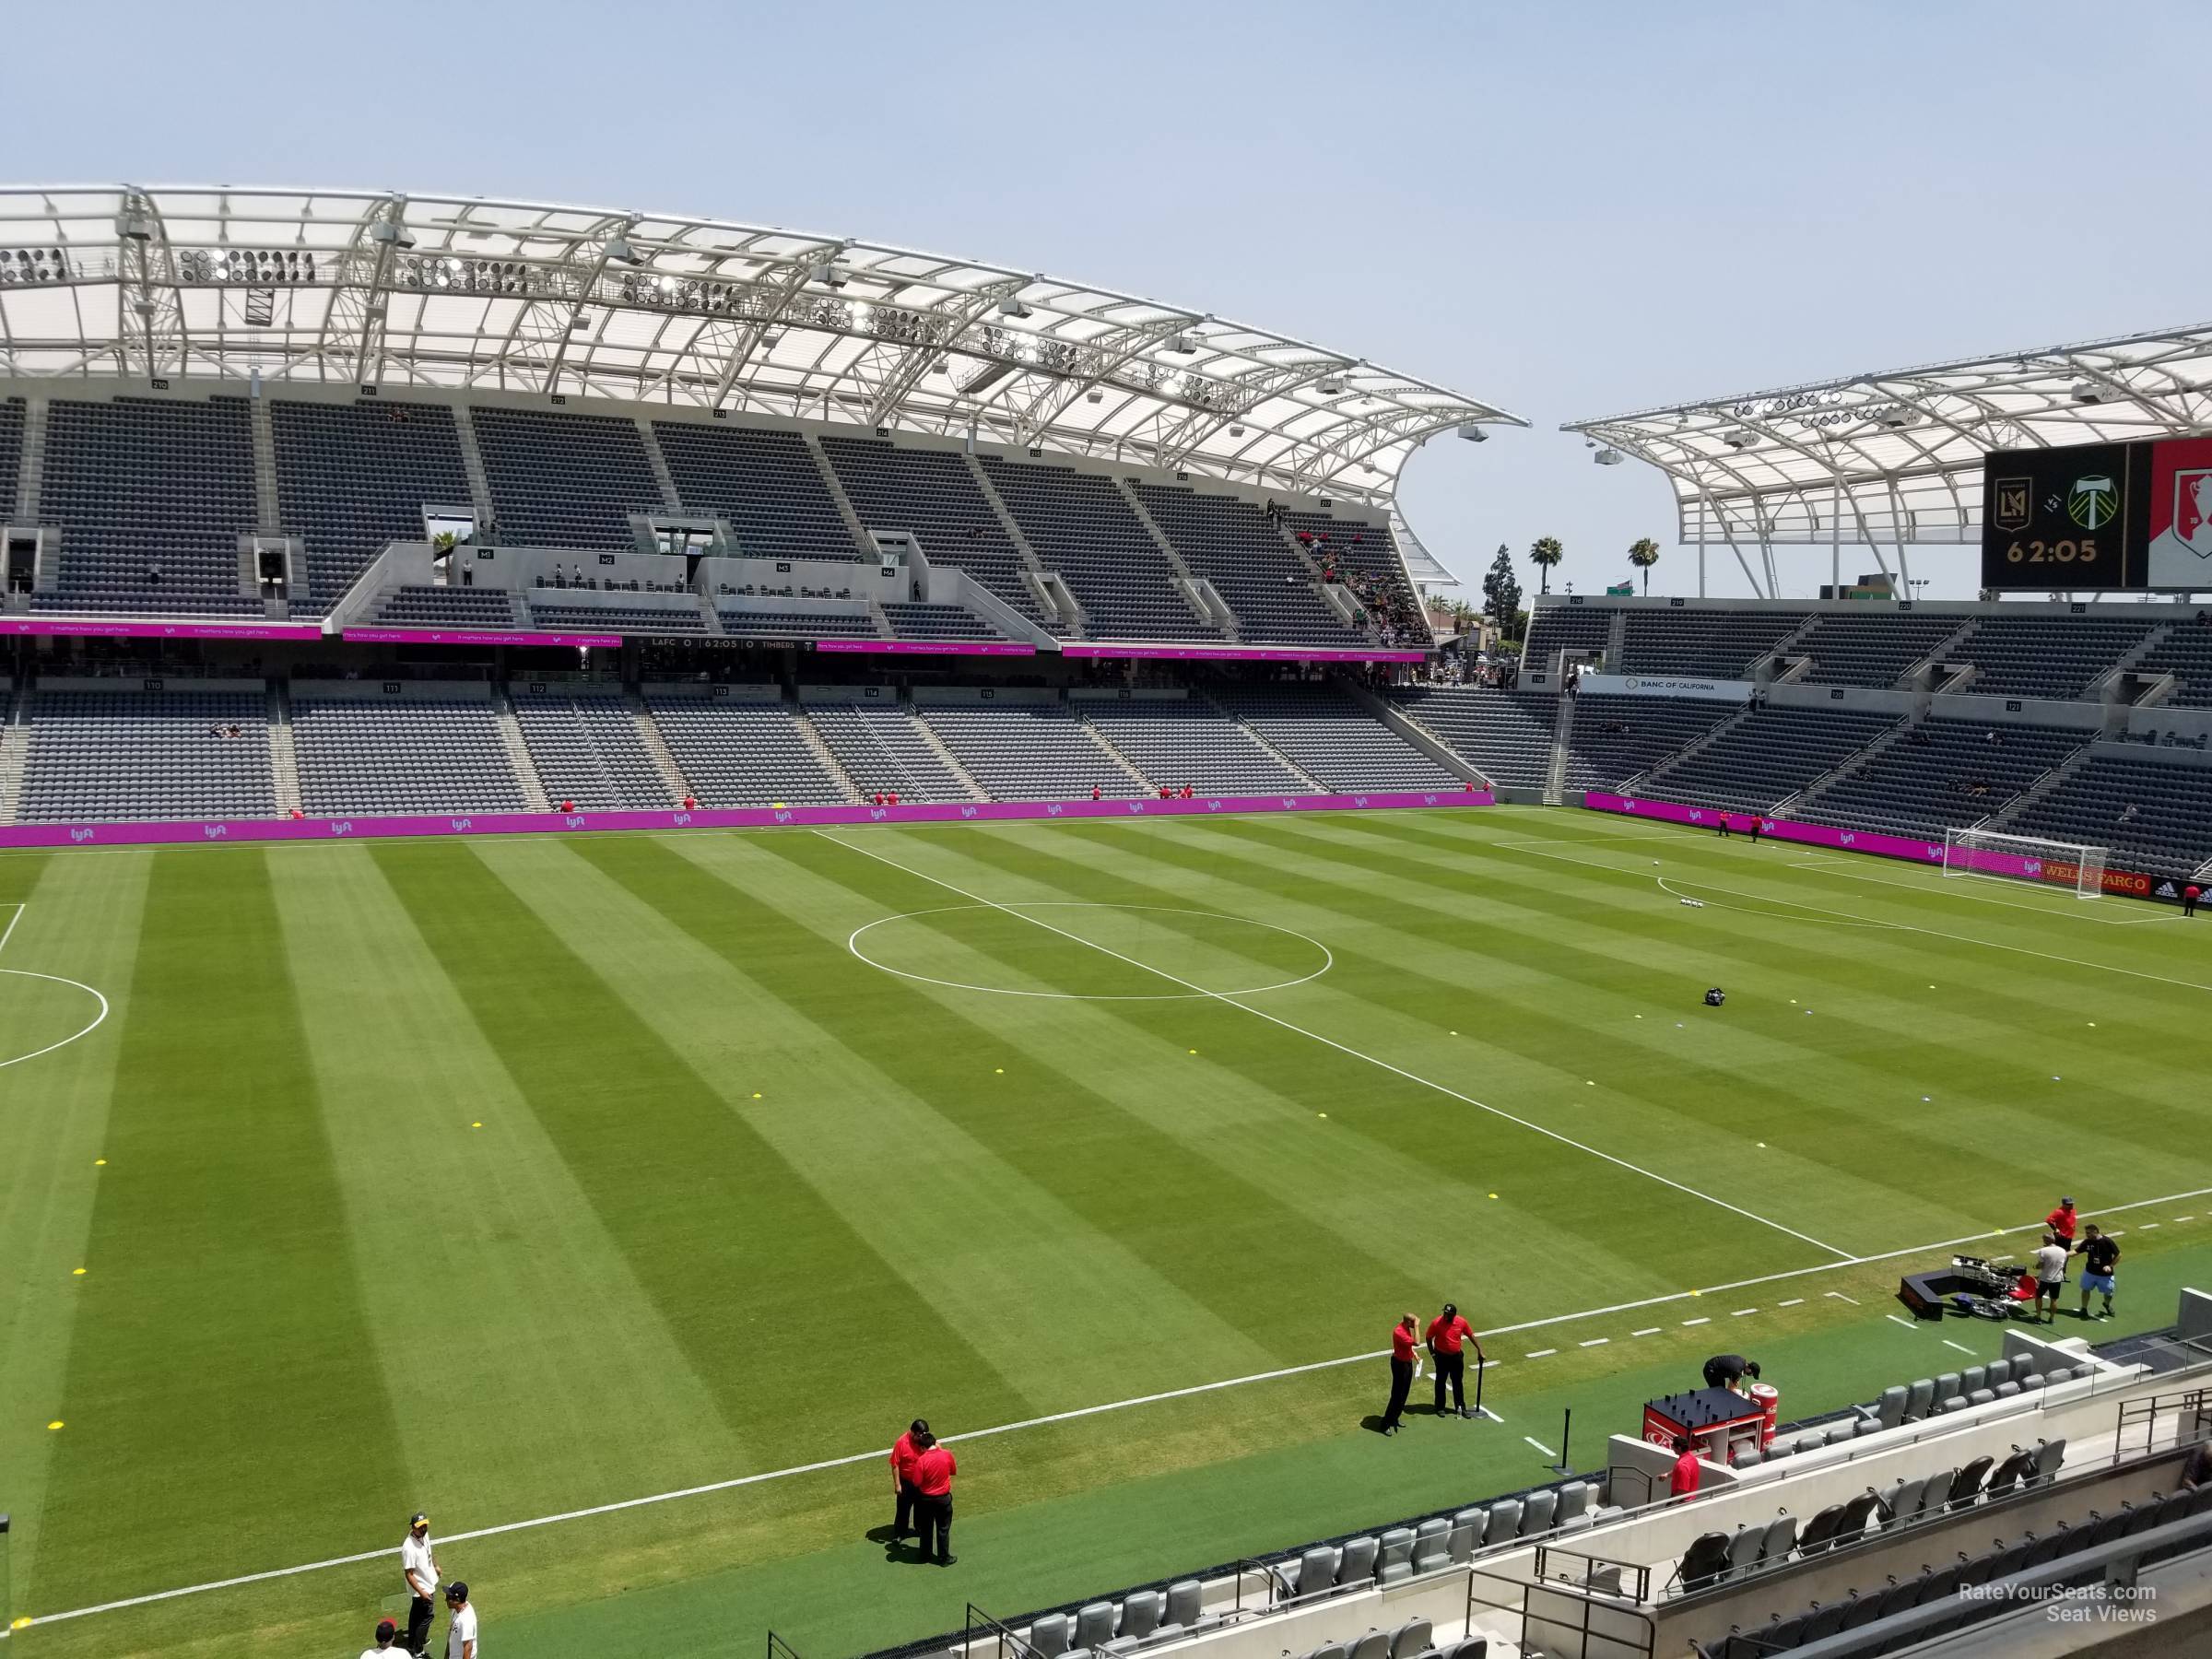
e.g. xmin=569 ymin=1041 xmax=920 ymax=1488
xmin=445 ymin=1582 xmax=468 ymax=1604
xmin=376 ymin=1619 xmax=398 ymax=1642
xmin=409 ymin=1512 xmax=429 ymax=1529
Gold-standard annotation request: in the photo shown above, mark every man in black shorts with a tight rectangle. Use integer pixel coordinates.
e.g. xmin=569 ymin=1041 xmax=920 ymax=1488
xmin=1702 ymin=1354 xmax=1760 ymax=1394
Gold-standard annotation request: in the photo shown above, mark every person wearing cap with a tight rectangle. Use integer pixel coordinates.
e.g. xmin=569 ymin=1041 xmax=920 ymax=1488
xmin=359 ymin=1618 xmax=402 ymax=1659
xmin=443 ymin=1583 xmax=477 ymax=1659
xmin=400 ymin=1513 xmax=440 ymax=1656
xmin=1701 ymin=1354 xmax=1760 ymax=1394
xmin=888 ymin=1418 xmax=929 ymax=1540
xmin=1426 ymin=1301 xmax=1482 ymax=1419
xmin=908 ymin=1430 xmax=958 ymax=1565
xmin=2045 ymin=1197 xmax=2079 ymax=1253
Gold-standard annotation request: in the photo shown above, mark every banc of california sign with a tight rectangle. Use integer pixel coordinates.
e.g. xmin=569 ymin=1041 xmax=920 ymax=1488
xmin=1576 ymin=672 xmax=1751 ymax=703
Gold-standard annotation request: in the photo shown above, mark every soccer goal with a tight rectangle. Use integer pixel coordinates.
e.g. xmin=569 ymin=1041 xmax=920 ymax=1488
xmin=1941 ymin=827 xmax=2109 ymax=900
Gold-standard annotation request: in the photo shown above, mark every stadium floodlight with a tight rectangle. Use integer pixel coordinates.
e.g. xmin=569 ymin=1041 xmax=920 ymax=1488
xmin=1721 ymin=429 xmax=1752 ymax=450
xmin=370 ymin=218 xmax=415 ymax=250
xmin=1228 ymin=424 xmax=1245 ymax=437
xmin=1165 ymin=333 xmax=1198 ymax=354
xmin=2069 ymin=378 xmax=2104 ymax=406
xmin=1877 ymin=407 xmax=1915 ymax=429
xmin=1086 ymin=389 xmax=1104 ymax=403
xmin=1317 ymin=373 xmax=1346 ymax=394
xmin=811 ymin=260 xmax=850 ymax=288
xmin=1457 ymin=422 xmax=1489 ymax=443
xmin=603 ymin=231 xmax=642 ymax=266
xmin=996 ymin=294 xmax=1032 ymax=319
xmin=1942 ymin=827 xmax=2108 ymax=900
xmin=1594 ymin=447 xmax=1624 ymax=465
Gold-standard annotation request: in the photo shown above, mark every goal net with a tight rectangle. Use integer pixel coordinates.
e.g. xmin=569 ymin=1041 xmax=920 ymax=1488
xmin=1942 ymin=827 xmax=2109 ymax=900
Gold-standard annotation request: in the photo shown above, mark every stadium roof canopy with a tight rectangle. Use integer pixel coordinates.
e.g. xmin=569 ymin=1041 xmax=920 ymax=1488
xmin=1564 ymin=323 xmax=2212 ymax=590
xmin=0 ymin=185 xmax=1521 ymax=538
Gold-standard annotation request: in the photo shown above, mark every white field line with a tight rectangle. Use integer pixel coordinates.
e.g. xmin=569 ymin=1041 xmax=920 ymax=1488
xmin=1682 ymin=1316 xmax=1711 ymax=1326
xmin=1512 ymin=841 xmax=2212 ymax=997
xmin=0 ymin=900 xmax=23 ymax=956
xmin=1778 ymin=1299 xmax=1805 ymax=1308
xmin=1944 ymin=1339 xmax=1978 ymax=1356
xmin=1887 ymin=1314 xmax=1920 ymax=1329
xmin=1525 ymin=1347 xmax=1559 ymax=1359
xmin=1631 ymin=1327 xmax=1662 ymax=1337
xmin=25 ymin=1182 xmax=2212 ymax=1631
xmin=1524 ymin=1437 xmax=1558 ymax=1458
xmin=816 ymin=829 xmax=1857 ymax=1261
xmin=0 ymin=905 xmax=112 ymax=1070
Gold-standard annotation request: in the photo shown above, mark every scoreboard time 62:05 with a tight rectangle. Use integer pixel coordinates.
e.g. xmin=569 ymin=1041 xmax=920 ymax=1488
xmin=1982 ymin=432 xmax=2212 ymax=591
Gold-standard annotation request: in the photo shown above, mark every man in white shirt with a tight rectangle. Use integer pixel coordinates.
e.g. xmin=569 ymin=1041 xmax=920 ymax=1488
xmin=401 ymin=1513 xmax=440 ymax=1656
xmin=444 ymin=1582 xmax=478 ymax=1659
xmin=360 ymin=1618 xmax=402 ymax=1659
xmin=2034 ymin=1233 xmax=2070 ymax=1324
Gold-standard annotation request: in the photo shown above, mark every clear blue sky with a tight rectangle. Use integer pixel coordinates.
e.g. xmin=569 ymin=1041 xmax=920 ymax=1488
xmin=8 ymin=1 xmax=2209 ymax=600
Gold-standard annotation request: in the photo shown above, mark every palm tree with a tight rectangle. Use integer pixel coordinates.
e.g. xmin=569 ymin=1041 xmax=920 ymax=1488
xmin=1528 ymin=536 xmax=1564 ymax=594
xmin=1628 ymin=537 xmax=1661 ymax=594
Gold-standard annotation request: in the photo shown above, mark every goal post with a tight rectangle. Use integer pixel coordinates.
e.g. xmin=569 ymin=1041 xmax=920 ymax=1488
xmin=1942 ymin=827 xmax=2109 ymax=900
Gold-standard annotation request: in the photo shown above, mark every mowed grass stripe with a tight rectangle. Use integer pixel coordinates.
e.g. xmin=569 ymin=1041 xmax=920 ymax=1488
xmin=477 ymin=831 xmax=1283 ymax=1401
xmin=591 ymin=830 xmax=1400 ymax=1369
xmin=1300 ymin=812 xmax=2212 ymax=1193
xmin=0 ymin=851 xmax=150 ymax=1603
xmin=369 ymin=839 xmax=1028 ymax=1465
xmin=981 ymin=815 xmax=2031 ymax=1243
xmin=799 ymin=823 xmax=1827 ymax=1299
xmin=266 ymin=845 xmax=747 ymax=1517
xmin=29 ymin=849 xmax=406 ymax=1606
xmin=656 ymin=832 xmax=1605 ymax=1336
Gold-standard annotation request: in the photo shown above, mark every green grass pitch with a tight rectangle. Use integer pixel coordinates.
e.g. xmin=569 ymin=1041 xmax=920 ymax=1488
xmin=6 ymin=805 xmax=2212 ymax=1659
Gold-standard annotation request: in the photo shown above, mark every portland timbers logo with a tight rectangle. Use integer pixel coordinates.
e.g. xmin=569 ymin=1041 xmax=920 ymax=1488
xmin=2066 ymin=475 xmax=2118 ymax=530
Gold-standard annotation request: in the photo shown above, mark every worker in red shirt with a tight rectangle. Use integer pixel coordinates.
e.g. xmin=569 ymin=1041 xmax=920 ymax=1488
xmin=908 ymin=1429 xmax=958 ymax=1565
xmin=1380 ymin=1313 xmax=1418 ymax=1435
xmin=1091 ymin=784 xmax=1101 ymax=802
xmin=2045 ymin=1196 xmax=2078 ymax=1252
xmin=1426 ymin=1301 xmax=1484 ymax=1419
xmin=887 ymin=1418 xmax=928 ymax=1542
xmin=1668 ymin=1435 xmax=1701 ymax=1500
xmin=2184 ymin=882 xmax=2201 ymax=918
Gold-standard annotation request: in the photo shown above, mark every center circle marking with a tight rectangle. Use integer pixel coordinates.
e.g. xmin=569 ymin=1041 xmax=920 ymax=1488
xmin=846 ymin=902 xmax=1334 ymax=1001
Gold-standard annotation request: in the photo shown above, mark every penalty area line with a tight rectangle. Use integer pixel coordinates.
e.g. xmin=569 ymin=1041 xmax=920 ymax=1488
xmin=24 ymin=1182 xmax=2212 ymax=1630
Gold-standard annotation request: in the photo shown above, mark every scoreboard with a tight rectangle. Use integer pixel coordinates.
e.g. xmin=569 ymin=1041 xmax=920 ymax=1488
xmin=1982 ymin=434 xmax=2212 ymax=591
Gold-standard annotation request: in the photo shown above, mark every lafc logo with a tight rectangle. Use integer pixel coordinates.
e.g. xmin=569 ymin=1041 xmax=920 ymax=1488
xmin=1994 ymin=477 xmax=2032 ymax=533
xmin=2067 ymin=475 xmax=2118 ymax=530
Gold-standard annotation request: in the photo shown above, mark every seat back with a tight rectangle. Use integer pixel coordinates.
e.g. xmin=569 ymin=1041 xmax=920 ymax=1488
xmin=1935 ymin=1371 xmax=1961 ymax=1401
xmin=1411 ymin=1518 xmax=1451 ymax=1571
xmin=1556 ymin=1481 xmax=1592 ymax=1524
xmin=1075 ymin=1603 xmax=1115 ymax=1650
xmin=1960 ymin=1364 xmax=1987 ymax=1395
xmin=1375 ymin=1527 xmax=1415 ymax=1584
xmin=1390 ymin=1618 xmax=1433 ymax=1659
xmin=1120 ymin=1591 xmax=1161 ymax=1641
xmin=1985 ymin=1357 xmax=2013 ymax=1387
xmin=1030 ymin=1613 xmax=1071 ymax=1657
xmin=1347 ymin=1631 xmax=1389 ymax=1659
xmin=1485 ymin=1497 xmax=1522 ymax=1540
xmin=1726 ymin=1525 xmax=1764 ymax=1573
xmin=1679 ymin=1531 xmax=1731 ymax=1590
xmin=1950 ymin=1455 xmax=1994 ymax=1508
xmin=1164 ymin=1581 xmax=1202 ymax=1630
xmin=1905 ymin=1377 xmax=1936 ymax=1419
xmin=1448 ymin=1508 xmax=1487 ymax=1561
xmin=1299 ymin=1546 xmax=1340 ymax=1595
xmin=1877 ymin=1385 xmax=1909 ymax=1428
xmin=1761 ymin=1514 xmax=1798 ymax=1561
xmin=2032 ymin=1438 xmax=2066 ymax=1486
xmin=1799 ymin=1503 xmax=1846 ymax=1553
xmin=1519 ymin=1488 xmax=1558 ymax=1536
xmin=1338 ymin=1535 xmax=1378 ymax=1583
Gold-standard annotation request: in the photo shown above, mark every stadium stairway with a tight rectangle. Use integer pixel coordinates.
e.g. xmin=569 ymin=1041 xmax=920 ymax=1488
xmin=1197 ymin=690 xmax=1326 ymax=790
xmin=0 ymin=693 xmax=26 ymax=824
xmin=1115 ymin=477 xmax=1236 ymax=640
xmin=913 ymin=714 xmax=991 ymax=801
xmin=1545 ymin=690 xmax=1572 ymax=805
xmin=792 ymin=706 xmax=863 ymax=803
xmin=492 ymin=688 xmax=554 ymax=811
xmin=267 ymin=683 xmax=302 ymax=816
xmin=1617 ymin=702 xmax=1752 ymax=794
xmin=626 ymin=689 xmax=696 ymax=803
xmin=1979 ymin=745 xmax=2098 ymax=832
xmin=1776 ymin=715 xmax=1915 ymax=817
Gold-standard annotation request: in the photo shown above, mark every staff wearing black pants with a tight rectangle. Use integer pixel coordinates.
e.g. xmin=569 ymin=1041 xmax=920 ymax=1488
xmin=888 ymin=1418 xmax=928 ymax=1540
xmin=1427 ymin=1301 xmax=1484 ymax=1419
xmin=908 ymin=1430 xmax=959 ymax=1566
xmin=1381 ymin=1313 xmax=1418 ymax=1434
xmin=399 ymin=1513 xmax=439 ymax=1657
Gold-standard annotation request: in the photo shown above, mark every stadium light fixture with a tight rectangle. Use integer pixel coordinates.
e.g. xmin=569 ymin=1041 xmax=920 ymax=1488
xmin=2069 ymin=378 xmax=2104 ymax=406
xmin=371 ymin=219 xmax=415 ymax=250
xmin=1165 ymin=333 xmax=1198 ymax=354
xmin=812 ymin=261 xmax=850 ymax=288
xmin=996 ymin=294 xmax=1032 ymax=319
xmin=1721 ymin=429 xmax=1752 ymax=450
xmin=1457 ymin=422 xmax=1488 ymax=443
xmin=603 ymin=232 xmax=642 ymax=266
xmin=1594 ymin=447 xmax=1625 ymax=465
xmin=1086 ymin=389 xmax=1104 ymax=403
xmin=1228 ymin=424 xmax=1245 ymax=437
xmin=1317 ymin=374 xmax=1347 ymax=394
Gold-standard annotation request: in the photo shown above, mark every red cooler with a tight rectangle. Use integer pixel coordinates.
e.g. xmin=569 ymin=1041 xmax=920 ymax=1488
xmin=1748 ymin=1382 xmax=1780 ymax=1446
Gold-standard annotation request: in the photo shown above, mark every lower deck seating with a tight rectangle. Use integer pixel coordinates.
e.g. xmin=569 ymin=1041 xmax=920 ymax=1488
xmin=802 ymin=700 xmax=972 ymax=802
xmin=1393 ymin=687 xmax=1558 ymax=789
xmin=1641 ymin=706 xmax=1896 ymax=815
xmin=2005 ymin=752 xmax=2212 ymax=878
xmin=17 ymin=690 xmax=276 ymax=821
xmin=879 ymin=602 xmax=1005 ymax=641
xmin=1210 ymin=685 xmax=1461 ymax=793
xmin=1085 ymin=700 xmax=1306 ymax=794
xmin=511 ymin=690 xmax=671 ymax=809
xmin=1806 ymin=719 xmax=2087 ymax=838
xmin=1567 ymin=694 xmax=1737 ymax=791
xmin=918 ymin=705 xmax=1148 ymax=800
xmin=291 ymin=698 xmax=526 ymax=814
xmin=645 ymin=699 xmax=848 ymax=806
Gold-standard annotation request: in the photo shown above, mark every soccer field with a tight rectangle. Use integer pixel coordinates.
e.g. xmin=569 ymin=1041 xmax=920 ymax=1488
xmin=6 ymin=805 xmax=2212 ymax=1659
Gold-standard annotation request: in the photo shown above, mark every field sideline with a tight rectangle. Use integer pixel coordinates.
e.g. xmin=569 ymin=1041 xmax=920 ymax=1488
xmin=5 ymin=804 xmax=2211 ymax=1659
